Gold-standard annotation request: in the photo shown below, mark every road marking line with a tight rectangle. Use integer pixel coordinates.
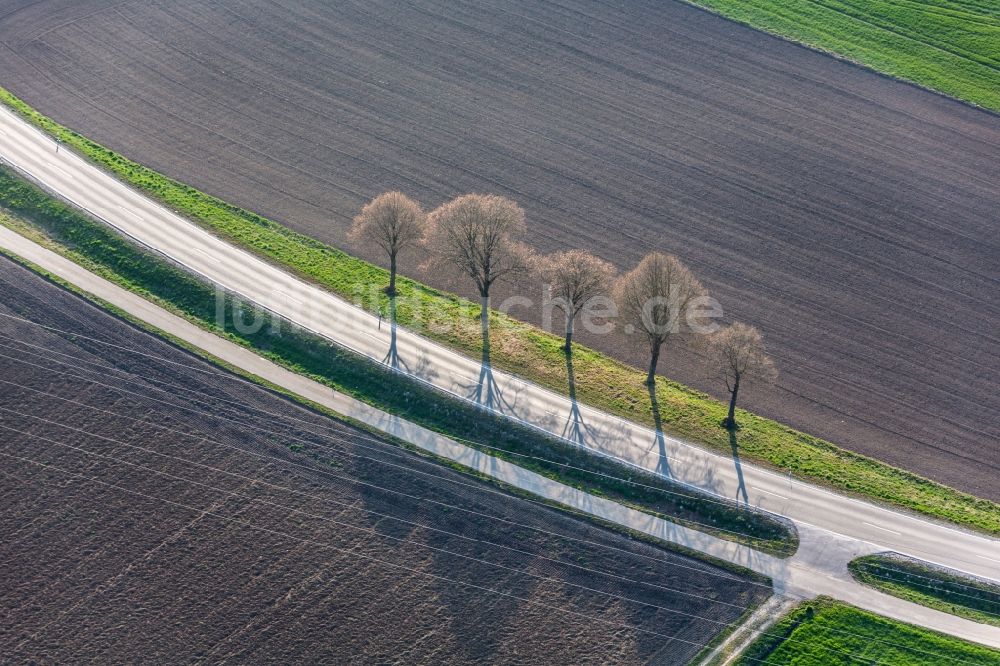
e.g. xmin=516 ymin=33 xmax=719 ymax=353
xmin=117 ymin=205 xmax=143 ymax=222
xmin=45 ymin=162 xmax=74 ymax=179
xmin=977 ymin=554 xmax=1000 ymax=564
xmin=862 ymin=521 xmax=901 ymax=536
xmin=275 ymin=290 xmax=306 ymax=309
xmin=193 ymin=247 xmax=216 ymax=261
xmin=757 ymin=489 xmax=790 ymax=501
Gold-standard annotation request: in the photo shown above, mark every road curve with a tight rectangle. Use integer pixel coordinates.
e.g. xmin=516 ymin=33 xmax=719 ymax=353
xmin=1 ymin=103 xmax=998 ymax=594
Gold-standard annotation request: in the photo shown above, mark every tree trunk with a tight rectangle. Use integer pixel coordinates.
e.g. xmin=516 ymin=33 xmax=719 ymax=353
xmin=726 ymin=376 xmax=740 ymax=429
xmin=388 ymin=253 xmax=397 ymax=296
xmin=564 ymin=313 xmax=574 ymax=353
xmin=646 ymin=342 xmax=660 ymax=385
xmin=480 ymin=293 xmax=491 ymax=355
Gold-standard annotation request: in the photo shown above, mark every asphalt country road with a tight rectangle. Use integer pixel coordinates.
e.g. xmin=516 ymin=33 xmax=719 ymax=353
xmin=1 ymin=104 xmax=999 ymax=644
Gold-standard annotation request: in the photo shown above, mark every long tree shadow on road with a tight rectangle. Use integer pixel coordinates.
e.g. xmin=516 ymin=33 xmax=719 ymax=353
xmin=561 ymin=350 xmax=592 ymax=446
xmin=647 ymin=382 xmax=672 ymax=480
xmin=464 ymin=325 xmax=519 ymax=413
xmin=381 ymin=297 xmax=410 ymax=373
xmin=729 ymin=427 xmax=750 ymax=506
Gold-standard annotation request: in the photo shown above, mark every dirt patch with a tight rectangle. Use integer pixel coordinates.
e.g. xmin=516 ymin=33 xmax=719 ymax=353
xmin=0 ymin=257 xmax=767 ymax=664
xmin=0 ymin=0 xmax=997 ymax=500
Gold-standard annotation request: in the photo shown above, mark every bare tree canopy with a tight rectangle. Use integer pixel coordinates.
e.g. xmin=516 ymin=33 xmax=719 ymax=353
xmin=350 ymin=191 xmax=426 ymax=295
xmin=614 ymin=252 xmax=706 ymax=385
xmin=705 ymin=322 xmax=777 ymax=429
xmin=425 ymin=194 xmax=533 ymax=349
xmin=540 ymin=249 xmax=616 ymax=352
xmin=425 ymin=194 xmax=532 ymax=297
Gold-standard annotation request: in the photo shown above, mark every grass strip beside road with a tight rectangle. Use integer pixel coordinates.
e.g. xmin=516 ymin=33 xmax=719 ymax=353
xmin=735 ymin=598 xmax=1000 ymax=665
xmin=0 ymin=170 xmax=797 ymax=557
xmin=849 ymin=553 xmax=1000 ymax=628
xmin=2 ymin=89 xmax=998 ymax=537
xmin=686 ymin=0 xmax=1000 ymax=114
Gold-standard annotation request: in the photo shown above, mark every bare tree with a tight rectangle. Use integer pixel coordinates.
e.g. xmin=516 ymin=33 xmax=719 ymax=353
xmin=705 ymin=322 xmax=777 ymax=429
xmin=614 ymin=252 xmax=706 ymax=385
xmin=350 ymin=192 xmax=426 ymax=296
xmin=425 ymin=194 xmax=533 ymax=348
xmin=540 ymin=249 xmax=616 ymax=353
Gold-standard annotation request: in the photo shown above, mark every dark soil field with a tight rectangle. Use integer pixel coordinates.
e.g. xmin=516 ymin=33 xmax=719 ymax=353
xmin=0 ymin=0 xmax=997 ymax=499
xmin=0 ymin=256 xmax=766 ymax=664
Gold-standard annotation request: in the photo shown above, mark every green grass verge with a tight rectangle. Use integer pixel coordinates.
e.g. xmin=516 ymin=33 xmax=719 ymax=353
xmin=686 ymin=0 xmax=1000 ymax=113
xmin=2 ymin=88 xmax=998 ymax=537
xmin=850 ymin=553 xmax=1000 ymax=628
xmin=736 ymin=598 xmax=1000 ymax=665
xmin=0 ymin=168 xmax=797 ymax=557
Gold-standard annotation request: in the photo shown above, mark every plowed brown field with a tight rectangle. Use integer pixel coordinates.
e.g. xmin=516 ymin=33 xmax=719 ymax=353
xmin=0 ymin=0 xmax=997 ymax=499
xmin=0 ymin=256 xmax=766 ymax=663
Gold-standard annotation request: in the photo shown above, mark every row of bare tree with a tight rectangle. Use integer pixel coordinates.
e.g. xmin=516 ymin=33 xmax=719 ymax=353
xmin=351 ymin=192 xmax=775 ymax=429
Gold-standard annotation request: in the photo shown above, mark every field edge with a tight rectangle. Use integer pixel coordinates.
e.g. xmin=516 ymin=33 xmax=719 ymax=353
xmin=680 ymin=0 xmax=1000 ymax=116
